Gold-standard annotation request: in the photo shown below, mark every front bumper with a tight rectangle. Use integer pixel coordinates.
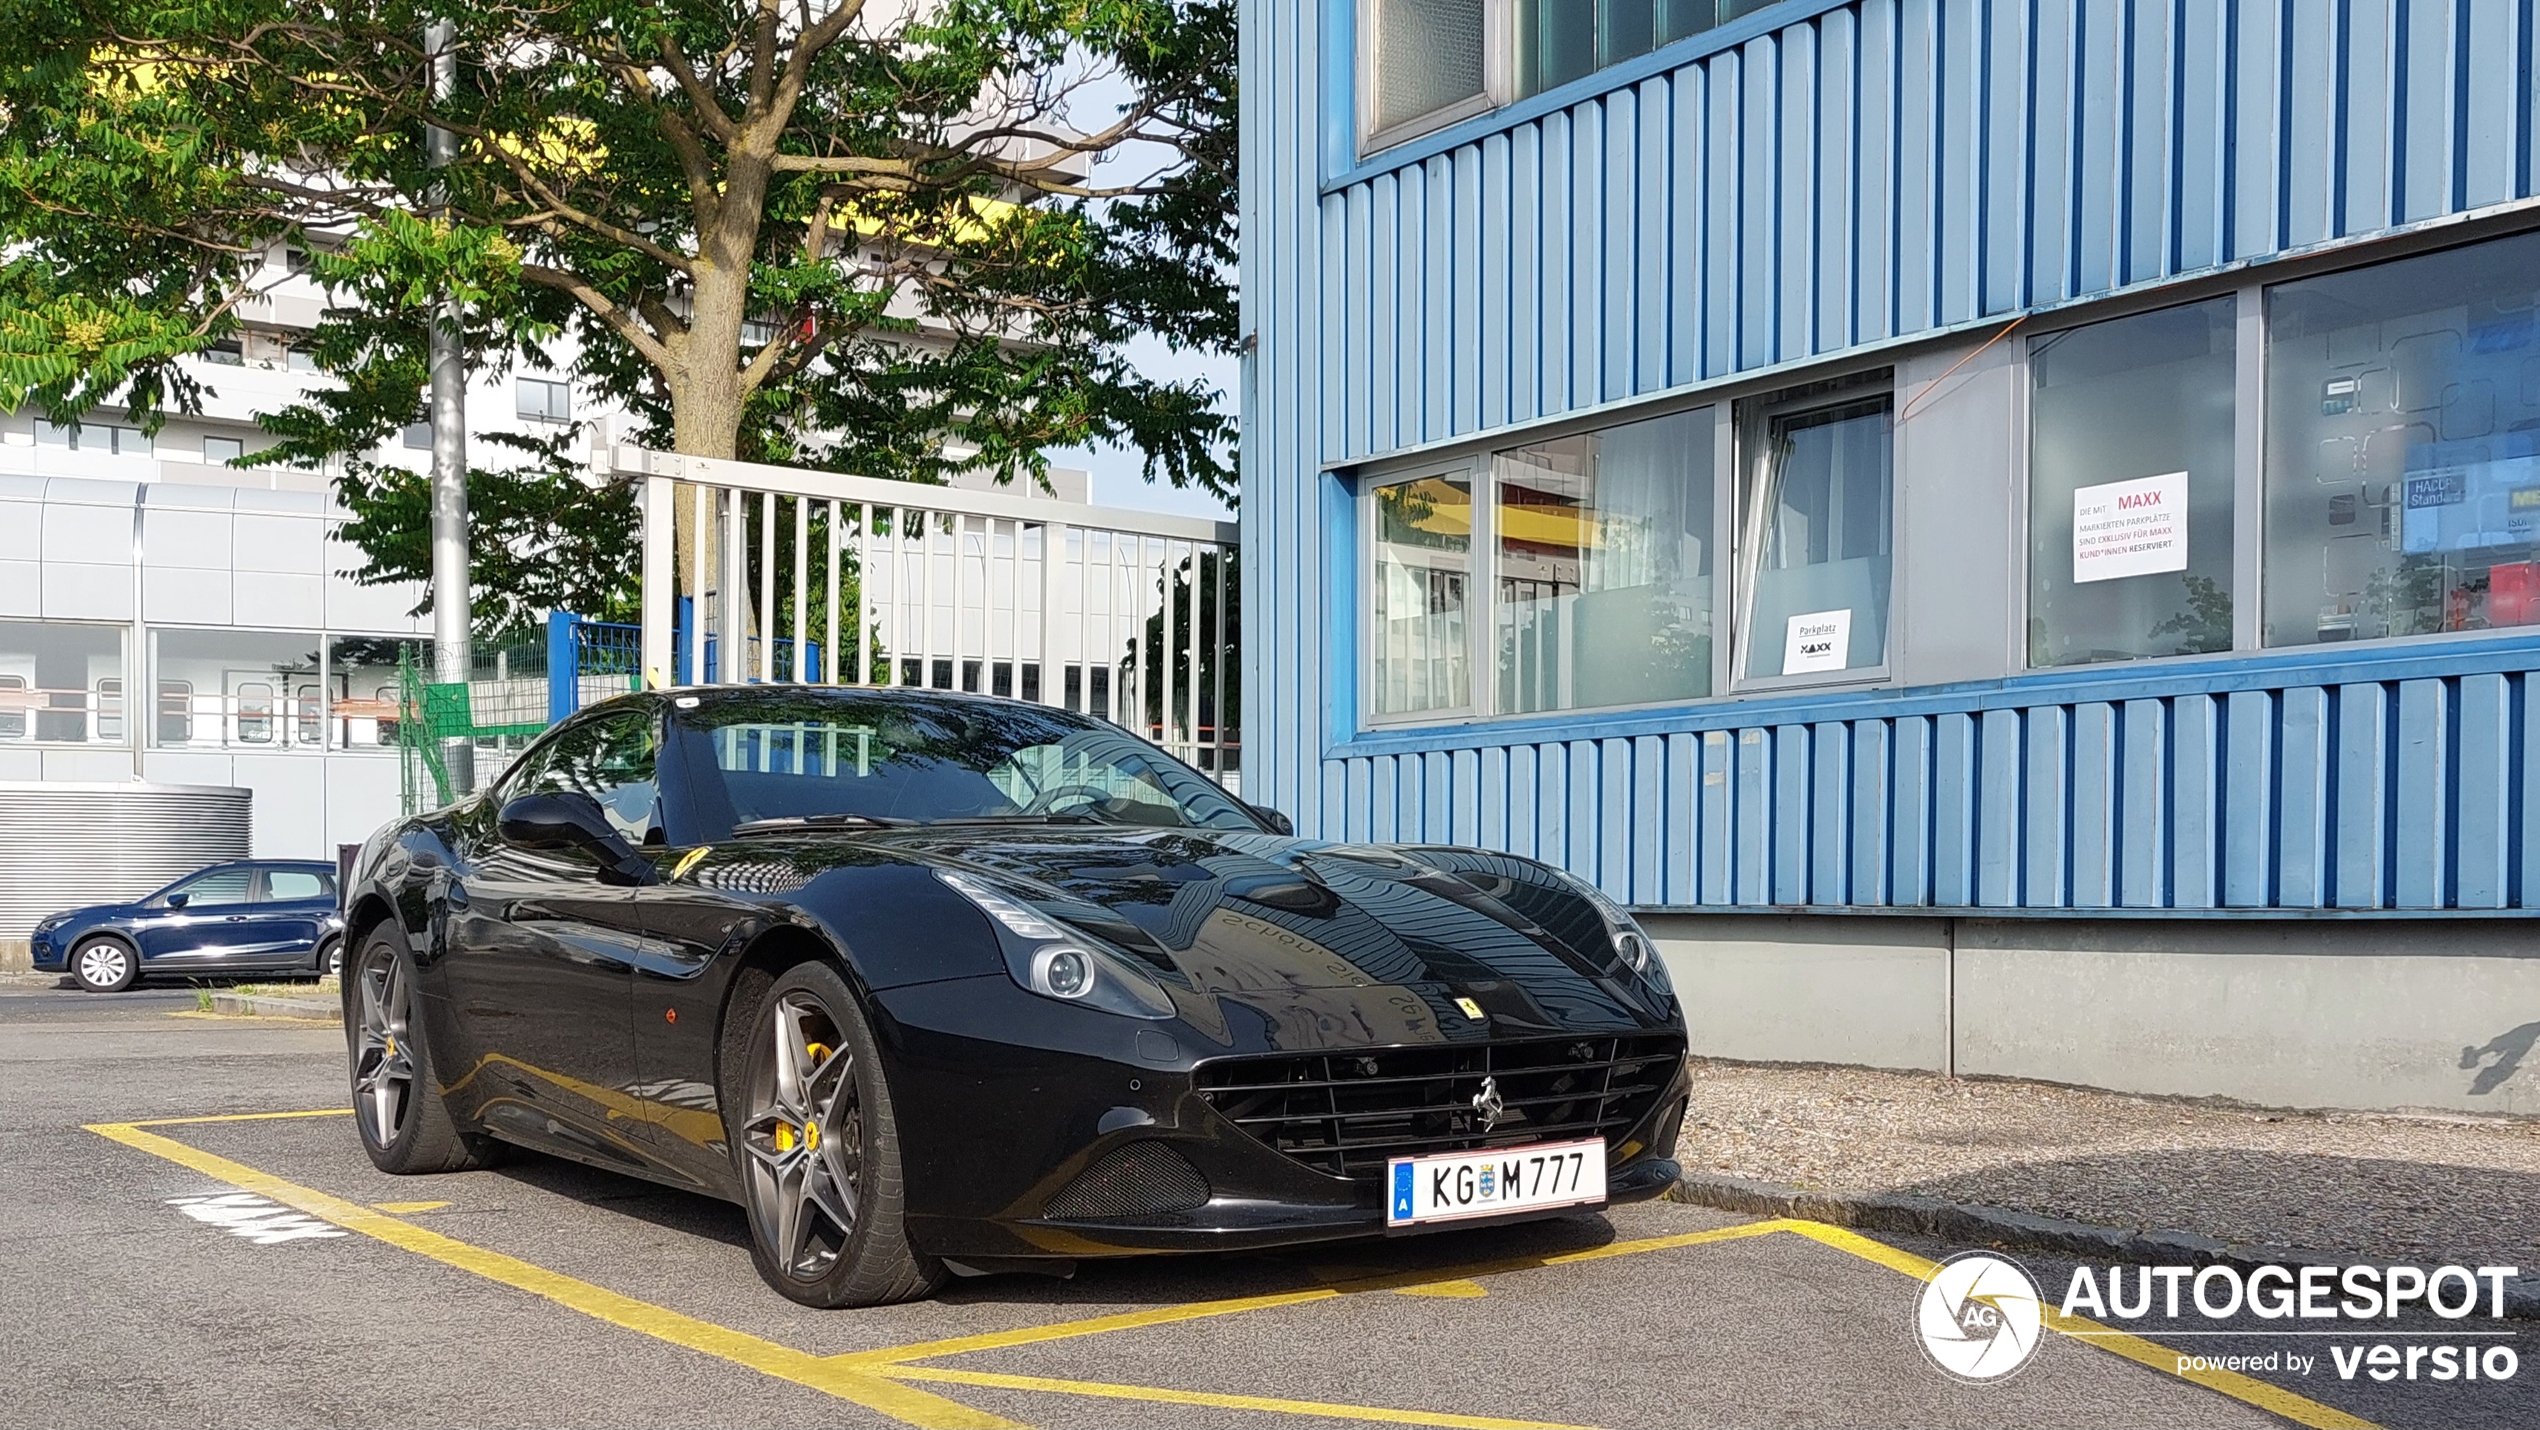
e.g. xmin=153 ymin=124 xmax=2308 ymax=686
xmin=28 ymin=930 xmax=64 ymax=970
xmin=880 ymin=976 xmax=1690 ymax=1262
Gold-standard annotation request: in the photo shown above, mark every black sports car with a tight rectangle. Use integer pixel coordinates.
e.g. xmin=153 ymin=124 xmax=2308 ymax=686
xmin=340 ymin=686 xmax=1687 ymax=1307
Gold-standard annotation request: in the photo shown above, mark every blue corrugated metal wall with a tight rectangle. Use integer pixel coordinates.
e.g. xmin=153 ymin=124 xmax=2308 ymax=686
xmin=1309 ymin=636 xmax=2540 ymax=911
xmin=1240 ymin=0 xmax=2540 ymax=911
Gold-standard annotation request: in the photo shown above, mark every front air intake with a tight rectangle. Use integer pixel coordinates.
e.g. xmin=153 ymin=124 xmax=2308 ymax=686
xmin=1040 ymin=1141 xmax=1212 ymax=1221
xmin=1193 ymin=1033 xmax=1685 ymax=1181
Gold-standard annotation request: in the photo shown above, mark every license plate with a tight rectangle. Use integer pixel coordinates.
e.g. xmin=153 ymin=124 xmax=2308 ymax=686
xmin=1385 ymin=1138 xmax=1607 ymax=1227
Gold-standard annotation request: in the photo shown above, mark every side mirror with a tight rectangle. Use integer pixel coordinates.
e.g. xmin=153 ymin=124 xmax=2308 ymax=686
xmin=1249 ymin=803 xmax=1294 ymax=836
xmin=500 ymin=791 xmax=635 ymax=862
xmin=165 ymin=892 xmax=190 ymax=910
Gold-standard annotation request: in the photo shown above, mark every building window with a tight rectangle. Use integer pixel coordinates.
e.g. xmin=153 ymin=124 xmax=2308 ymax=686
xmin=2028 ymin=297 xmax=2238 ymax=667
xmin=149 ymin=628 xmax=323 ymax=749
xmin=2265 ymin=230 xmax=2540 ymax=645
xmin=517 ymin=377 xmax=573 ymax=423
xmin=1516 ymin=2 xmax=1758 ymax=96
xmin=1368 ymin=472 xmax=1474 ymax=717
xmin=35 ymin=420 xmax=147 ymax=456
xmin=0 ymin=621 xmax=127 ymax=743
xmin=1361 ymin=0 xmax=1497 ymax=148
xmin=1363 ymin=2 xmax=1784 ymax=150
xmin=203 ymin=436 xmax=245 ymax=465
xmin=1494 ymin=406 xmax=1715 ymax=713
xmin=156 ymin=681 xmax=194 ymax=745
xmin=1737 ymin=387 xmax=1893 ymax=682
xmin=401 ymin=420 xmax=432 ymax=450
xmin=329 ymin=636 xmax=422 ymax=748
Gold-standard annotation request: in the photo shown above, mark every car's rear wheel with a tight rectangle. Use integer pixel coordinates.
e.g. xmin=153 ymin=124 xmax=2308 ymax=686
xmin=729 ymin=960 xmax=944 ymax=1308
xmin=349 ymin=928 xmax=500 ymax=1174
xmin=69 ymin=936 xmax=138 ymax=993
xmin=315 ymin=935 xmax=343 ymax=981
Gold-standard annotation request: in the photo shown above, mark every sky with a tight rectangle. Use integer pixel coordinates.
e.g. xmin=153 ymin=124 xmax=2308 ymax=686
xmin=1050 ymin=333 xmax=1239 ymax=522
xmin=1040 ymin=55 xmax=1239 ymax=525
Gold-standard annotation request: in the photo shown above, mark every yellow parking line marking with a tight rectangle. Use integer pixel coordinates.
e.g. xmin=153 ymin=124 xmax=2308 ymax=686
xmin=84 ymin=1120 xmax=1018 ymax=1430
xmin=87 ymin=1108 xmax=2372 ymax=1430
xmin=837 ymin=1221 xmax=1791 ymax=1368
xmin=374 ymin=1200 xmax=451 ymax=1214
xmin=887 ymin=1366 xmax=1597 ymax=1430
xmin=1779 ymin=1222 xmax=2379 ymax=1430
xmin=123 ymin=1109 xmax=354 ymax=1127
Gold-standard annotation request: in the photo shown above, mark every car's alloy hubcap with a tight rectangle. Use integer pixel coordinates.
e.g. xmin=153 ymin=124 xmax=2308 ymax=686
xmin=741 ymin=992 xmax=863 ymax=1279
xmin=352 ymin=949 xmax=415 ymax=1146
xmin=77 ymin=944 xmax=126 ymax=988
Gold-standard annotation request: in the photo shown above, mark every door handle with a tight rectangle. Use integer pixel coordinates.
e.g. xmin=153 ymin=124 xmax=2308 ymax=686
xmin=226 ymin=915 xmax=247 ymax=922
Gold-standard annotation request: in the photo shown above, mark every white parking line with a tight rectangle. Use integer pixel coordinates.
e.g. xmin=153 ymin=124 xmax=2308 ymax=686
xmin=165 ymin=1191 xmax=348 ymax=1245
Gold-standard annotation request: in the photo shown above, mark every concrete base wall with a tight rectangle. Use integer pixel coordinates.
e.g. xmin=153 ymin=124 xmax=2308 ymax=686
xmin=1644 ymin=913 xmax=2540 ymax=1117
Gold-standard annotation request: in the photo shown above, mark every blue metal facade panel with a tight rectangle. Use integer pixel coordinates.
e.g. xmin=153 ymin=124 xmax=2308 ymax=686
xmin=1243 ymin=0 xmax=2540 ymax=913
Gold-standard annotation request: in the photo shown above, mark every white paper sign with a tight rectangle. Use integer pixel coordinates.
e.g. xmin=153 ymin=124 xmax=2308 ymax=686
xmin=2073 ymin=471 xmax=2189 ymax=583
xmin=1782 ymin=608 xmax=1852 ymax=675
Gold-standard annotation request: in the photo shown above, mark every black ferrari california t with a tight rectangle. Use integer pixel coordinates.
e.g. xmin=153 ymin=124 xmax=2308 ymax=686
xmin=341 ymin=686 xmax=1688 ymax=1307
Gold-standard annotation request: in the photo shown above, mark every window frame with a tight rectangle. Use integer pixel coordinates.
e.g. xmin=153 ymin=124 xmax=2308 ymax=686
xmin=1359 ymin=402 xmax=1736 ymax=730
xmin=1357 ymin=0 xmax=1515 ymax=156
xmin=516 ymin=376 xmax=574 ymax=424
xmin=1360 ymin=453 xmax=1489 ymax=727
xmin=1346 ymin=214 xmax=2540 ymax=744
xmin=1728 ymin=378 xmax=1899 ymax=694
xmin=2016 ymin=292 xmax=2250 ymax=671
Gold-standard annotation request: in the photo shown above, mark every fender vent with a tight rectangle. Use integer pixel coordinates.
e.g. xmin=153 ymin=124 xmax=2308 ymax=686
xmin=1041 ymin=1141 xmax=1210 ymax=1221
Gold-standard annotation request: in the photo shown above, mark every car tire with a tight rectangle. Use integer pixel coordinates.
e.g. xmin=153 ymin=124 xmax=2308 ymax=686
xmin=68 ymin=936 xmax=138 ymax=993
xmin=347 ymin=927 xmax=502 ymax=1175
xmin=725 ymin=959 xmax=946 ymax=1309
xmin=315 ymin=936 xmax=343 ymax=981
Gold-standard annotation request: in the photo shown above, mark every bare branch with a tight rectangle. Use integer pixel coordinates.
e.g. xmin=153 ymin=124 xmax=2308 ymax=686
xmin=520 ymin=264 xmax=676 ymax=372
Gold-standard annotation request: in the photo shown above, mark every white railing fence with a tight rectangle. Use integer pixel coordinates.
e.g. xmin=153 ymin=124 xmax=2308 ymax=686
xmin=616 ymin=448 xmax=1240 ymax=788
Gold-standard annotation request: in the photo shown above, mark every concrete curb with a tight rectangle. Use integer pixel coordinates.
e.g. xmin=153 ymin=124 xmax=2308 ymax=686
xmin=205 ymin=991 xmax=340 ymax=1022
xmin=1667 ymin=1170 xmax=2540 ymax=1320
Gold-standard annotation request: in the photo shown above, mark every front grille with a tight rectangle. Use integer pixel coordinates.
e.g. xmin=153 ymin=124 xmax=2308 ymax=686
xmin=1040 ymin=1141 xmax=1212 ymax=1220
xmin=1194 ymin=1034 xmax=1685 ymax=1181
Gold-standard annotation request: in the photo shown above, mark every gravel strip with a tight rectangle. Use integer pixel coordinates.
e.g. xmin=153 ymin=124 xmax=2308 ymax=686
xmin=1677 ymin=1059 xmax=2540 ymax=1269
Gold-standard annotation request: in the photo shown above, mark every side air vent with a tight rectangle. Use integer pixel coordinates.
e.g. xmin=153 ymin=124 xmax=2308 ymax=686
xmin=1040 ymin=1141 xmax=1211 ymax=1221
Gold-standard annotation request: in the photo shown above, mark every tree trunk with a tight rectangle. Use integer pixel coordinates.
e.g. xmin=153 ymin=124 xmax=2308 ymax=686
xmin=667 ymin=174 xmax=768 ymax=673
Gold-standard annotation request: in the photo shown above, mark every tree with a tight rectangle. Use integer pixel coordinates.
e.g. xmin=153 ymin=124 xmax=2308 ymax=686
xmin=0 ymin=0 xmax=1235 ymax=629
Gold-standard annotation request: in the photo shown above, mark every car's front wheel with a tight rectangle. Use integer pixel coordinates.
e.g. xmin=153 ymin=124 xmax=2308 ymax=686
xmin=315 ymin=935 xmax=343 ymax=981
xmin=728 ymin=960 xmax=944 ymax=1308
xmin=348 ymin=928 xmax=500 ymax=1175
xmin=68 ymin=936 xmax=138 ymax=993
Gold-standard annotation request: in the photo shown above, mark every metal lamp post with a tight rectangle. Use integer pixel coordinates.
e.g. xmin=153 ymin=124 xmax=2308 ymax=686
xmin=425 ymin=17 xmax=473 ymax=794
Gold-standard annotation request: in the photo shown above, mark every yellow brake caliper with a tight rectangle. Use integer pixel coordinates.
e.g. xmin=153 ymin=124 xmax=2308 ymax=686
xmin=774 ymin=1042 xmax=836 ymax=1153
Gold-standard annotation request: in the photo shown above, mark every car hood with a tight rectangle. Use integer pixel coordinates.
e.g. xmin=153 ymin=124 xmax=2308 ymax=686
xmin=852 ymin=825 xmax=1668 ymax=1042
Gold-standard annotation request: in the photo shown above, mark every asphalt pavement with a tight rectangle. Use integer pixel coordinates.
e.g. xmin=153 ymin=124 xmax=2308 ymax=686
xmin=2 ymin=979 xmax=2528 ymax=1429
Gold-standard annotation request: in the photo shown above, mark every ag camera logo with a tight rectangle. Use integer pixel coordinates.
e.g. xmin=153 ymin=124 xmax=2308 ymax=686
xmin=1916 ymin=1252 xmax=2046 ymax=1383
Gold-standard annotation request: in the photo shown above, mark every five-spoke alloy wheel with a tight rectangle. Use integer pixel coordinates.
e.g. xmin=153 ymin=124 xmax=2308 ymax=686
xmin=732 ymin=960 xmax=941 ymax=1307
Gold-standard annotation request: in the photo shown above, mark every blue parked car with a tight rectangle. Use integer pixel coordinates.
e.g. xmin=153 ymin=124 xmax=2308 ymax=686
xmin=29 ymin=861 xmax=346 ymax=993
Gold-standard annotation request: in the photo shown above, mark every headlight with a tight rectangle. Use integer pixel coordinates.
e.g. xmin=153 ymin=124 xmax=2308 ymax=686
xmin=936 ymin=870 xmax=1176 ymax=1020
xmin=1567 ymin=876 xmax=1673 ymax=995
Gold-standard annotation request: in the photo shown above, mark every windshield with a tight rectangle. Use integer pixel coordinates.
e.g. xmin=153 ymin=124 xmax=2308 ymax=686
xmin=669 ymin=692 xmax=1262 ymax=834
